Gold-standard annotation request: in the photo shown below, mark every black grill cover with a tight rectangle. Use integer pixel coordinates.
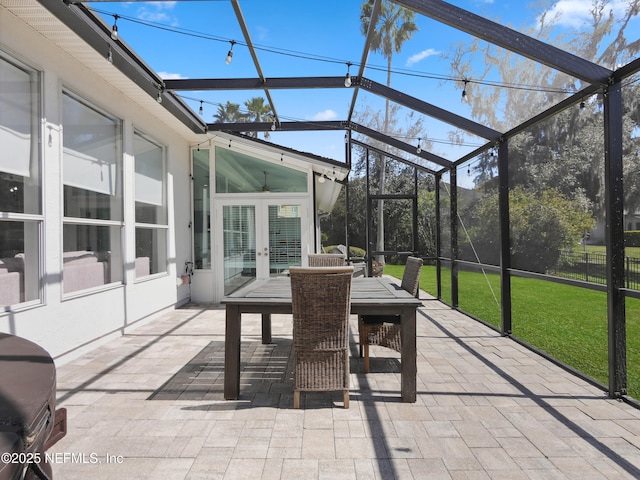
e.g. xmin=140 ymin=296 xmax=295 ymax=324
xmin=0 ymin=334 xmax=57 ymax=480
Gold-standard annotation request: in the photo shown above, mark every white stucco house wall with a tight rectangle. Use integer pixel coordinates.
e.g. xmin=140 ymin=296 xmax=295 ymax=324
xmin=0 ymin=0 xmax=347 ymax=362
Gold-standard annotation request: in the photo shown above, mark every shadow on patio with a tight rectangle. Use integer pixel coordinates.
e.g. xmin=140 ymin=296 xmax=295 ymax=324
xmin=49 ymin=299 xmax=640 ymax=479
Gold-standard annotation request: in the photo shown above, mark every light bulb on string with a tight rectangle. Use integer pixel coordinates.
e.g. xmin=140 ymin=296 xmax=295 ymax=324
xmin=111 ymin=15 xmax=119 ymax=41
xmin=271 ymin=120 xmax=276 ymax=131
xmin=199 ymin=101 xmax=204 ymax=116
xmin=344 ymin=62 xmax=352 ymax=87
xmin=416 ymin=138 xmax=422 ymax=154
xmin=461 ymin=80 xmax=469 ymax=103
xmin=156 ymin=88 xmax=163 ymax=104
xmin=225 ymin=40 xmax=236 ymax=64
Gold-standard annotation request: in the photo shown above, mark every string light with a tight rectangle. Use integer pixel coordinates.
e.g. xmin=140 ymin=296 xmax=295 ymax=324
xmin=271 ymin=120 xmax=276 ymax=131
xmin=90 ymin=8 xmax=583 ymax=97
xmin=156 ymin=86 xmax=163 ymax=104
xmin=199 ymin=100 xmax=204 ymax=116
xmin=461 ymin=80 xmax=469 ymax=103
xmin=110 ymin=14 xmax=119 ymax=41
xmin=416 ymin=138 xmax=422 ymax=154
xmin=344 ymin=62 xmax=352 ymax=88
xmin=107 ymin=44 xmax=113 ymax=63
xmin=318 ymin=174 xmax=326 ymax=184
xmin=225 ymin=40 xmax=236 ymax=64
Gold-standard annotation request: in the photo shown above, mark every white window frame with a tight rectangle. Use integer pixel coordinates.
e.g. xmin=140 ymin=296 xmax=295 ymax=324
xmin=133 ymin=129 xmax=168 ymax=280
xmin=61 ymin=89 xmax=123 ymax=296
xmin=0 ymin=50 xmax=43 ymax=310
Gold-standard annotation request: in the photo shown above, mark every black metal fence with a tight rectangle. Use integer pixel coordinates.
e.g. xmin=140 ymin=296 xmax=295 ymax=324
xmin=550 ymin=250 xmax=640 ymax=290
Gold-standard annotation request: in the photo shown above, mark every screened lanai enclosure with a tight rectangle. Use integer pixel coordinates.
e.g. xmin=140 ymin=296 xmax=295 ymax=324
xmin=47 ymin=0 xmax=640 ymax=404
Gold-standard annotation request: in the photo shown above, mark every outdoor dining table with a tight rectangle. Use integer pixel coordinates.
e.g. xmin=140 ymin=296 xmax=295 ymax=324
xmin=222 ymin=275 xmax=423 ymax=403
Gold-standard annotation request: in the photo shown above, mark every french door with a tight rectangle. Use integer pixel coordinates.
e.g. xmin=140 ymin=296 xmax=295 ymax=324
xmin=217 ymin=199 xmax=307 ymax=295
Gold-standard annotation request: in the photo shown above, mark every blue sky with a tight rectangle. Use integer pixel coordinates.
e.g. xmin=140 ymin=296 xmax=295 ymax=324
xmin=90 ymin=0 xmax=639 ymax=168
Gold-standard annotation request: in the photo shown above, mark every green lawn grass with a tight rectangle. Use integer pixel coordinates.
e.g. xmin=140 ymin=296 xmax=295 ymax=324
xmin=384 ymin=263 xmax=640 ymax=400
xmin=580 ymin=245 xmax=640 ymax=258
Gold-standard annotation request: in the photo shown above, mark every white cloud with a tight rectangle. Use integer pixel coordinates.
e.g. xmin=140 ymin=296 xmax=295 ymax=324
xmin=544 ymin=0 xmax=629 ymax=28
xmin=158 ymin=72 xmax=187 ymax=80
xmin=406 ymin=48 xmax=439 ymax=67
xmin=311 ymin=109 xmax=337 ymax=121
xmin=136 ymin=2 xmax=179 ymax=26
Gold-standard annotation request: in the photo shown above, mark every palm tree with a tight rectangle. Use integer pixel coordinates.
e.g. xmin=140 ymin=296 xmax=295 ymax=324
xmin=360 ymin=0 xmax=418 ymax=265
xmin=213 ymin=101 xmax=244 ymax=123
xmin=244 ymin=97 xmax=274 ymax=139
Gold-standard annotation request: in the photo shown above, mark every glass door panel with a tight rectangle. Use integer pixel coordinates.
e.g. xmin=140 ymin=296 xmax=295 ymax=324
xmin=222 ymin=205 xmax=256 ymax=295
xmin=268 ymin=204 xmax=302 ymax=276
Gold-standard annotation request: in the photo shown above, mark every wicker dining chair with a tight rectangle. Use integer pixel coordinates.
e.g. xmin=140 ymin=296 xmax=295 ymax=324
xmin=307 ymin=253 xmax=346 ymax=267
xmin=290 ymin=266 xmax=354 ymax=409
xmin=358 ymin=256 xmax=423 ymax=373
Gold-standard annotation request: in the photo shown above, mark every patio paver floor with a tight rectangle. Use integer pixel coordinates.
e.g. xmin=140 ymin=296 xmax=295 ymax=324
xmin=48 ymin=295 xmax=640 ymax=479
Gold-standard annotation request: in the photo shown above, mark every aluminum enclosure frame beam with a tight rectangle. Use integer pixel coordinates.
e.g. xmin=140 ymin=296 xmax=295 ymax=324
xmin=206 ymin=120 xmax=451 ymax=169
xmin=166 ymin=76 xmax=500 ymax=141
xmin=348 ymin=0 xmax=382 ymax=122
xmin=229 ymin=0 xmax=280 ymax=124
xmin=350 ymin=139 xmax=438 ymax=175
xmin=394 ymin=0 xmax=612 ymax=86
xmin=358 ymin=77 xmax=501 ymax=140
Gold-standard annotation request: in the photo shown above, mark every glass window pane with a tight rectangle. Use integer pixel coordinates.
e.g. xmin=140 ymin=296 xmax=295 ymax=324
xmin=0 ymin=220 xmax=40 ymax=306
xmin=63 ymin=224 xmax=123 ymax=293
xmin=215 ymin=146 xmax=307 ymax=193
xmin=62 ymin=92 xmax=122 ymax=221
xmin=269 ymin=205 xmax=301 ymax=275
xmin=135 ymin=227 xmax=167 ymax=277
xmin=223 ymin=205 xmax=256 ymax=295
xmin=134 ymin=132 xmax=166 ymax=225
xmin=0 ymin=55 xmax=41 ymax=215
xmin=193 ymin=148 xmax=211 ymax=269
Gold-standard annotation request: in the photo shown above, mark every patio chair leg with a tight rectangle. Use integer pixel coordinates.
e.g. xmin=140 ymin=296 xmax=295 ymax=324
xmin=293 ymin=390 xmax=300 ymax=409
xmin=343 ymin=390 xmax=349 ymax=409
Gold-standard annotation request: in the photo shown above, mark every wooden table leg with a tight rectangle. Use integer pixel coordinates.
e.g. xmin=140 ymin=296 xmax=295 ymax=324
xmin=262 ymin=313 xmax=272 ymax=344
xmin=224 ymin=305 xmax=241 ymax=400
xmin=401 ymin=306 xmax=417 ymax=403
